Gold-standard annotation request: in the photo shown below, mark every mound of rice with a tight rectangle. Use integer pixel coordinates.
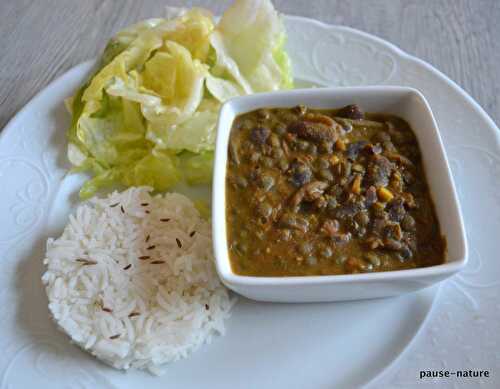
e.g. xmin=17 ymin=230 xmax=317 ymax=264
xmin=42 ymin=187 xmax=234 ymax=375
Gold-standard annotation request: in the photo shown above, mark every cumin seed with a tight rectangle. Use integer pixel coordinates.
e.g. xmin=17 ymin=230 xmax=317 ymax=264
xmin=110 ymin=203 xmax=119 ymax=208
xmin=109 ymin=334 xmax=121 ymax=339
xmin=189 ymin=231 xmax=196 ymax=237
xmin=145 ymin=234 xmax=150 ymax=243
xmin=120 ymin=205 xmax=125 ymax=213
xmin=160 ymin=218 xmax=170 ymax=222
xmin=102 ymin=307 xmax=113 ymax=313
xmin=176 ymin=238 xmax=182 ymax=248
xmin=76 ymin=258 xmax=97 ymax=266
xmin=128 ymin=312 xmax=140 ymax=317
xmin=147 ymin=245 xmax=156 ymax=250
xmin=151 ymin=260 xmax=166 ymax=264
xmin=123 ymin=264 xmax=132 ymax=270
xmin=139 ymin=256 xmax=150 ymax=260
xmin=141 ymin=203 xmax=149 ymax=207
xmin=205 ymin=304 xmax=209 ymax=310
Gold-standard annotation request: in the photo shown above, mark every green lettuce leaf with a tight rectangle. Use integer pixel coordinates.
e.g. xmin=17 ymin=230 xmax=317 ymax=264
xmin=210 ymin=0 xmax=292 ymax=93
xmin=67 ymin=0 xmax=293 ymax=199
xmin=179 ymin=150 xmax=214 ymax=185
xmin=123 ymin=150 xmax=180 ymax=191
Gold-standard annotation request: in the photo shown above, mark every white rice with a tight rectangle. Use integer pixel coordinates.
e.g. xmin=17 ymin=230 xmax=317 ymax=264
xmin=42 ymin=187 xmax=235 ymax=375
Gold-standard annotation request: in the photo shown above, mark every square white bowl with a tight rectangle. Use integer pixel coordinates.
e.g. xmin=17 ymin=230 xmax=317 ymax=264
xmin=212 ymin=86 xmax=467 ymax=303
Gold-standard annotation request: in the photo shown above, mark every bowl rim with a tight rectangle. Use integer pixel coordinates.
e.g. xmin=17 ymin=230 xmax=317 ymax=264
xmin=212 ymin=85 xmax=468 ymax=287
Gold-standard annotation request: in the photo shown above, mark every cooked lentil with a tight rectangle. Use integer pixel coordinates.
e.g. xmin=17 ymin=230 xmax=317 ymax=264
xmin=226 ymin=104 xmax=446 ymax=276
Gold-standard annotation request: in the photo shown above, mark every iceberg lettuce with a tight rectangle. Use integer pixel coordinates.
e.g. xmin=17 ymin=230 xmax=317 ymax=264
xmin=67 ymin=0 xmax=293 ymax=199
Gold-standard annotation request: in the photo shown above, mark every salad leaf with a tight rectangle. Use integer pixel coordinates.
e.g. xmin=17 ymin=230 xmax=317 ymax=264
xmin=217 ymin=0 xmax=281 ymax=74
xmin=79 ymin=168 xmax=123 ymax=200
xmin=67 ymin=0 xmax=293 ymax=199
xmin=123 ymin=150 xmax=180 ymax=191
xmin=179 ymin=150 xmax=214 ymax=185
xmin=147 ymin=99 xmax=219 ymax=152
xmin=158 ymin=8 xmax=215 ymax=62
xmin=212 ymin=0 xmax=291 ymax=92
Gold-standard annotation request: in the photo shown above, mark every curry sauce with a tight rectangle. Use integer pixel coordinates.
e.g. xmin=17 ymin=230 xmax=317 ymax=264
xmin=226 ymin=104 xmax=446 ymax=277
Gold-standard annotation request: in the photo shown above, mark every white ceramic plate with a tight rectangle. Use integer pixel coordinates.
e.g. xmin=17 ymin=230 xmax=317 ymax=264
xmin=0 ymin=16 xmax=499 ymax=389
